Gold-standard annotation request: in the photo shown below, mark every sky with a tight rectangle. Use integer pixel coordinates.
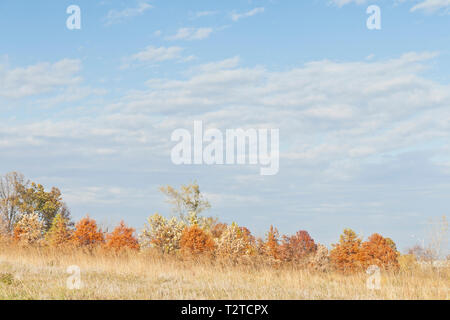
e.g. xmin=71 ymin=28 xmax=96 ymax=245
xmin=1 ymin=0 xmax=450 ymax=251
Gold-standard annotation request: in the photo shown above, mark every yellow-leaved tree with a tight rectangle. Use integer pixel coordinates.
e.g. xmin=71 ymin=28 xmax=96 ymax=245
xmin=45 ymin=213 xmax=73 ymax=247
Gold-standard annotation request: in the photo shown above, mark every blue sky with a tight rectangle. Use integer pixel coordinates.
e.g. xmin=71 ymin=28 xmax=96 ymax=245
xmin=1 ymin=0 xmax=450 ymax=251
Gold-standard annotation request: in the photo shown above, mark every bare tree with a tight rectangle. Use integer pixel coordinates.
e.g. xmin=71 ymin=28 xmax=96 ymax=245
xmin=0 ymin=172 xmax=28 ymax=234
xmin=427 ymin=215 xmax=449 ymax=261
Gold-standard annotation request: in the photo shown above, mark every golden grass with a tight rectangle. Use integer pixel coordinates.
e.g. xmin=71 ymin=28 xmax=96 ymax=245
xmin=0 ymin=242 xmax=448 ymax=300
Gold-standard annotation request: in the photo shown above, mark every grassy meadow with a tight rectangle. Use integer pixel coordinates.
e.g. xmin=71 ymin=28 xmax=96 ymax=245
xmin=0 ymin=242 xmax=448 ymax=300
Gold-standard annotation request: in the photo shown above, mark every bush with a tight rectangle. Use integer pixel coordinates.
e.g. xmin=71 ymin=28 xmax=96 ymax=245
xmin=180 ymin=224 xmax=215 ymax=255
xmin=140 ymin=213 xmax=186 ymax=254
xmin=359 ymin=233 xmax=399 ymax=271
xmin=215 ymin=223 xmax=254 ymax=262
xmin=279 ymin=230 xmax=317 ymax=264
xmin=45 ymin=213 xmax=73 ymax=247
xmin=211 ymin=223 xmax=228 ymax=239
xmin=13 ymin=213 xmax=44 ymax=246
xmin=330 ymin=229 xmax=362 ymax=273
xmin=106 ymin=221 xmax=139 ymax=251
xmin=72 ymin=216 xmax=104 ymax=247
xmin=309 ymin=244 xmax=330 ymax=272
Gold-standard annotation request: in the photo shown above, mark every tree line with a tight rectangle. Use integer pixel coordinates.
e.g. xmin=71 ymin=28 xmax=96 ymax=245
xmin=1 ymin=172 xmax=447 ymax=273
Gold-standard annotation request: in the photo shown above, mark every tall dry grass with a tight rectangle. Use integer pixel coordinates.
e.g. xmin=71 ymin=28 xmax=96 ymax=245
xmin=0 ymin=240 xmax=448 ymax=300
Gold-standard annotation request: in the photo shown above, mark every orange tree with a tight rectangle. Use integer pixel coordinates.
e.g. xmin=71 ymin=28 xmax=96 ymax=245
xmin=72 ymin=215 xmax=104 ymax=247
xmin=359 ymin=233 xmax=399 ymax=270
xmin=264 ymin=225 xmax=281 ymax=260
xmin=180 ymin=224 xmax=215 ymax=255
xmin=330 ymin=229 xmax=363 ymax=273
xmin=280 ymin=230 xmax=317 ymax=263
xmin=105 ymin=221 xmax=139 ymax=251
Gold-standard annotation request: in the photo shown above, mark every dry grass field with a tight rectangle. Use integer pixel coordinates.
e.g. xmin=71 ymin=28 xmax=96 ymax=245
xmin=0 ymin=242 xmax=448 ymax=300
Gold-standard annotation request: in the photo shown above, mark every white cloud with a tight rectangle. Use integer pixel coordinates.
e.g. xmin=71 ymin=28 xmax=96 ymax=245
xmin=330 ymin=0 xmax=369 ymax=7
xmin=0 ymin=59 xmax=82 ymax=99
xmin=104 ymin=1 xmax=153 ymax=25
xmin=411 ymin=0 xmax=450 ymax=13
xmin=166 ymin=27 xmax=213 ymax=41
xmin=231 ymin=7 xmax=265 ymax=21
xmin=193 ymin=11 xmax=219 ymax=19
xmin=2 ymin=54 xmax=450 ymax=196
xmin=330 ymin=0 xmax=450 ymax=13
xmin=131 ymin=46 xmax=184 ymax=62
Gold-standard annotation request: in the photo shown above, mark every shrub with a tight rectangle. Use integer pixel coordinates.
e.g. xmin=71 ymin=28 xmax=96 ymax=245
xmin=330 ymin=229 xmax=362 ymax=273
xmin=309 ymin=244 xmax=330 ymax=272
xmin=211 ymin=223 xmax=228 ymax=239
xmin=359 ymin=233 xmax=399 ymax=271
xmin=215 ymin=223 xmax=254 ymax=262
xmin=140 ymin=213 xmax=186 ymax=254
xmin=45 ymin=213 xmax=73 ymax=247
xmin=72 ymin=215 xmax=104 ymax=247
xmin=13 ymin=212 xmax=44 ymax=246
xmin=279 ymin=230 xmax=317 ymax=264
xmin=106 ymin=221 xmax=139 ymax=251
xmin=180 ymin=224 xmax=215 ymax=255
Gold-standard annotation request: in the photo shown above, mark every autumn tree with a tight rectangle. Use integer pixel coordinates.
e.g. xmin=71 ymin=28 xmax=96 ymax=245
xmin=16 ymin=182 xmax=71 ymax=231
xmin=13 ymin=212 xmax=44 ymax=245
xmin=385 ymin=237 xmax=397 ymax=252
xmin=45 ymin=213 xmax=73 ymax=247
xmin=180 ymin=224 xmax=215 ymax=255
xmin=359 ymin=233 xmax=399 ymax=270
xmin=280 ymin=230 xmax=317 ymax=264
xmin=160 ymin=182 xmax=211 ymax=224
xmin=72 ymin=216 xmax=104 ymax=247
xmin=309 ymin=244 xmax=331 ymax=272
xmin=215 ymin=223 xmax=255 ymax=262
xmin=106 ymin=221 xmax=139 ymax=251
xmin=264 ymin=225 xmax=281 ymax=260
xmin=140 ymin=213 xmax=186 ymax=254
xmin=330 ymin=229 xmax=362 ymax=273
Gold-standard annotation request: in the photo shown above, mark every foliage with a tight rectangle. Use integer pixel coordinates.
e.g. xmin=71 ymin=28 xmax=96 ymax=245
xmin=13 ymin=212 xmax=44 ymax=245
xmin=159 ymin=182 xmax=211 ymax=223
xmin=359 ymin=233 xmax=399 ymax=270
xmin=330 ymin=229 xmax=362 ymax=273
xmin=72 ymin=216 xmax=104 ymax=247
xmin=385 ymin=237 xmax=397 ymax=252
xmin=309 ymin=244 xmax=330 ymax=272
xmin=106 ymin=221 xmax=139 ymax=251
xmin=263 ymin=225 xmax=281 ymax=261
xmin=16 ymin=182 xmax=71 ymax=231
xmin=215 ymin=222 xmax=254 ymax=261
xmin=180 ymin=224 xmax=215 ymax=255
xmin=140 ymin=213 xmax=186 ymax=254
xmin=279 ymin=230 xmax=317 ymax=263
xmin=211 ymin=222 xmax=228 ymax=239
xmin=45 ymin=213 xmax=73 ymax=247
